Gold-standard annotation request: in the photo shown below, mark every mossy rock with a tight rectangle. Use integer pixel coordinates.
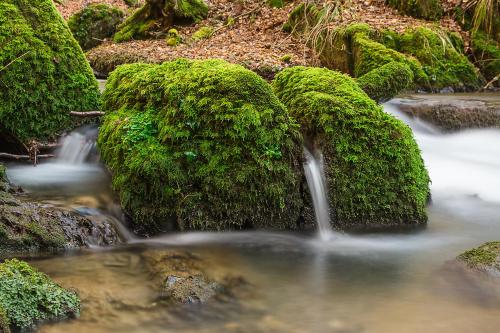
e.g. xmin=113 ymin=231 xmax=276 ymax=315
xmin=0 ymin=259 xmax=80 ymax=331
xmin=0 ymin=0 xmax=100 ymax=143
xmin=458 ymin=241 xmax=500 ymax=276
xmin=379 ymin=27 xmax=482 ymax=91
xmin=273 ymin=66 xmax=430 ymax=231
xmin=98 ymin=59 xmax=303 ymax=235
xmin=192 ymin=26 xmax=213 ymax=41
xmin=114 ymin=0 xmax=208 ymax=42
xmin=471 ymin=31 xmax=500 ymax=86
xmin=387 ymin=0 xmax=443 ymax=20
xmin=68 ymin=4 xmax=124 ymax=50
xmin=356 ymin=61 xmax=414 ymax=102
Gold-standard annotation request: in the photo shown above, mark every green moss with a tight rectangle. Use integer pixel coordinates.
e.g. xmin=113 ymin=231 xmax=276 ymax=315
xmin=68 ymin=4 xmax=124 ymax=50
xmin=114 ymin=0 xmax=208 ymax=43
xmin=192 ymin=26 xmax=213 ymax=41
xmin=458 ymin=241 xmax=500 ymax=270
xmin=381 ymin=27 xmax=482 ymax=90
xmin=282 ymin=3 xmax=321 ymax=33
xmin=471 ymin=31 xmax=500 ymax=85
xmin=166 ymin=28 xmax=181 ymax=46
xmin=280 ymin=54 xmax=292 ymax=63
xmin=0 ymin=259 xmax=80 ymax=330
xmin=356 ymin=62 xmax=414 ymax=102
xmin=273 ymin=66 xmax=430 ymax=230
xmin=98 ymin=59 xmax=303 ymax=234
xmin=0 ymin=0 xmax=100 ymax=143
xmin=387 ymin=0 xmax=443 ymax=20
xmin=267 ymin=0 xmax=286 ymax=8
xmin=0 ymin=305 xmax=9 ymax=333
xmin=124 ymin=0 xmax=139 ymax=7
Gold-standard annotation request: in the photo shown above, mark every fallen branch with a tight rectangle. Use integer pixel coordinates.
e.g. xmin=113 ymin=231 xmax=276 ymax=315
xmin=482 ymin=73 xmax=500 ymax=91
xmin=0 ymin=153 xmax=54 ymax=161
xmin=70 ymin=111 xmax=105 ymax=117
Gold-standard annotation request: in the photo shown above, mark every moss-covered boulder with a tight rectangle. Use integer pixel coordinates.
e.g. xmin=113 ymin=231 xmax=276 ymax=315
xmin=68 ymin=4 xmax=124 ymax=50
xmin=273 ymin=66 xmax=430 ymax=231
xmin=356 ymin=62 xmax=414 ymax=102
xmin=458 ymin=241 xmax=500 ymax=277
xmin=98 ymin=59 xmax=303 ymax=234
xmin=387 ymin=0 xmax=443 ymax=20
xmin=0 ymin=0 xmax=100 ymax=144
xmin=0 ymin=259 xmax=80 ymax=331
xmin=379 ymin=27 xmax=482 ymax=91
xmin=114 ymin=0 xmax=208 ymax=42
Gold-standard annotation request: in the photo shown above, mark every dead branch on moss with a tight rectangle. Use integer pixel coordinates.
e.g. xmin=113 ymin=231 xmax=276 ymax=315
xmin=70 ymin=111 xmax=105 ymax=117
xmin=0 ymin=153 xmax=54 ymax=161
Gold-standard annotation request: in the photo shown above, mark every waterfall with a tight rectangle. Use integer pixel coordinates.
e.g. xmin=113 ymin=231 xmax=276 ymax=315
xmin=56 ymin=127 xmax=98 ymax=164
xmin=303 ymin=147 xmax=333 ymax=240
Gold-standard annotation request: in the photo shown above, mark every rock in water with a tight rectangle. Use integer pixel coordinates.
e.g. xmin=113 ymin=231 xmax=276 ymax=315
xmin=0 ymin=0 xmax=100 ymax=143
xmin=0 ymin=259 xmax=80 ymax=331
xmin=98 ymin=59 xmax=303 ymax=234
xmin=458 ymin=241 xmax=500 ymax=277
xmin=273 ymin=66 xmax=430 ymax=231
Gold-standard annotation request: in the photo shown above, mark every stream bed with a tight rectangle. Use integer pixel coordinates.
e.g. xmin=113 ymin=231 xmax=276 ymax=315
xmin=5 ymin=94 xmax=500 ymax=333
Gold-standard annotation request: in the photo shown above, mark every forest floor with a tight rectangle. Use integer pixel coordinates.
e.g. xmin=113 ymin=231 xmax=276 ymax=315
xmin=56 ymin=0 xmax=469 ymax=74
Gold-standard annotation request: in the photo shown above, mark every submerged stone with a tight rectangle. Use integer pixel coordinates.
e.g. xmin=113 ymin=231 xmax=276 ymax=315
xmin=458 ymin=241 xmax=500 ymax=277
xmin=98 ymin=59 xmax=303 ymax=234
xmin=0 ymin=0 xmax=100 ymax=143
xmin=273 ymin=66 xmax=430 ymax=231
xmin=0 ymin=259 xmax=80 ymax=331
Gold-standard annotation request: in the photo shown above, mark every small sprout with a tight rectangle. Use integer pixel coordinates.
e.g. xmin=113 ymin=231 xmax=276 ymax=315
xmin=226 ymin=16 xmax=235 ymax=26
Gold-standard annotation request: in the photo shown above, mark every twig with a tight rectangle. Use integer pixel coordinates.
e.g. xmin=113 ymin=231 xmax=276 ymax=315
xmin=70 ymin=111 xmax=105 ymax=117
xmin=0 ymin=153 xmax=54 ymax=160
xmin=0 ymin=51 xmax=30 ymax=73
xmin=482 ymin=73 xmax=500 ymax=90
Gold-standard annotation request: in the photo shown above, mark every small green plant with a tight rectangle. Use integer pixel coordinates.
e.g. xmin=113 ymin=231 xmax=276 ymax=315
xmin=0 ymin=259 xmax=80 ymax=330
xmin=192 ymin=26 xmax=213 ymax=40
xmin=280 ymin=54 xmax=292 ymax=63
xmin=166 ymin=28 xmax=181 ymax=46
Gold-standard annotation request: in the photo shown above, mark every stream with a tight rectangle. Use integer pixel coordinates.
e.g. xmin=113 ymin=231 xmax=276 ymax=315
xmin=4 ymin=94 xmax=500 ymax=333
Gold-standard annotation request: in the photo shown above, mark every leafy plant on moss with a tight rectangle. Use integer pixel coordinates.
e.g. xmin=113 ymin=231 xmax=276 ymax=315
xmin=68 ymin=4 xmax=124 ymax=50
xmin=0 ymin=0 xmax=100 ymax=143
xmin=0 ymin=259 xmax=80 ymax=330
xmin=273 ymin=66 xmax=430 ymax=230
xmin=98 ymin=59 xmax=303 ymax=234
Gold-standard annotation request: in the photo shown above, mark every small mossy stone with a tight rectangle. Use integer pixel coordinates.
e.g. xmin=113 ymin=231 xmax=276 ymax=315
xmin=0 ymin=259 xmax=80 ymax=331
xmin=68 ymin=4 xmax=124 ymax=50
xmin=166 ymin=28 xmax=181 ymax=46
xmin=273 ymin=66 xmax=430 ymax=231
xmin=98 ymin=59 xmax=303 ymax=235
xmin=192 ymin=26 xmax=213 ymax=41
xmin=387 ymin=0 xmax=443 ymax=20
xmin=0 ymin=0 xmax=100 ymax=143
xmin=114 ymin=0 xmax=208 ymax=42
xmin=357 ymin=61 xmax=414 ymax=102
xmin=458 ymin=241 xmax=500 ymax=274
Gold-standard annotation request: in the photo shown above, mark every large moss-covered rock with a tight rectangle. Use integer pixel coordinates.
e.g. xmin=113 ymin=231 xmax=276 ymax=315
xmin=68 ymin=4 xmax=124 ymax=50
xmin=98 ymin=59 xmax=303 ymax=235
xmin=356 ymin=61 xmax=414 ymax=102
xmin=273 ymin=66 xmax=430 ymax=231
xmin=0 ymin=259 xmax=80 ymax=331
xmin=387 ymin=0 xmax=443 ymax=20
xmin=114 ymin=0 xmax=208 ymax=42
xmin=0 ymin=0 xmax=100 ymax=143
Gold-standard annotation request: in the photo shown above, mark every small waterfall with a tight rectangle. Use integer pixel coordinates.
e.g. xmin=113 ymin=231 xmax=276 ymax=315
xmin=56 ymin=127 xmax=98 ymax=164
xmin=303 ymin=147 xmax=333 ymax=240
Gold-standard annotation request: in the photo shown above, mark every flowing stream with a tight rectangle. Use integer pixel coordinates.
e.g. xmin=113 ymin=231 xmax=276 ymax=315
xmin=3 ymin=94 xmax=500 ymax=333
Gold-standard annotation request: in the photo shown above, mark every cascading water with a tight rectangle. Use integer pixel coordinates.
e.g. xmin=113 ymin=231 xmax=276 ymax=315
xmin=303 ymin=146 xmax=333 ymax=240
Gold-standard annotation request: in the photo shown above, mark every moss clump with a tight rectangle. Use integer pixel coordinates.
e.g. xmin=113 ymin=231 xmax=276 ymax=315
xmin=0 ymin=259 xmax=80 ymax=331
xmin=387 ymin=0 xmax=443 ymax=20
xmin=68 ymin=4 xmax=124 ymax=50
xmin=166 ymin=28 xmax=181 ymax=46
xmin=98 ymin=59 xmax=303 ymax=234
xmin=114 ymin=0 xmax=208 ymax=42
xmin=0 ymin=0 xmax=100 ymax=143
xmin=357 ymin=62 xmax=414 ymax=102
xmin=381 ymin=27 xmax=482 ymax=90
xmin=273 ymin=66 xmax=430 ymax=230
xmin=471 ymin=31 xmax=500 ymax=85
xmin=458 ymin=241 xmax=500 ymax=272
xmin=192 ymin=26 xmax=213 ymax=41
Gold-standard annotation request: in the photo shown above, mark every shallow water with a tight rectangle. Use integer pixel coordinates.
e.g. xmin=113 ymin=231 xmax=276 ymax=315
xmin=5 ymin=94 xmax=500 ymax=332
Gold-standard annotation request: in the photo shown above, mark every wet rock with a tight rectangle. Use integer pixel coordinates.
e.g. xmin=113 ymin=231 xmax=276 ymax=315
xmin=457 ymin=241 xmax=500 ymax=277
xmin=142 ymin=250 xmax=249 ymax=305
xmin=398 ymin=97 xmax=500 ymax=131
xmin=0 ymin=165 xmax=120 ymax=256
